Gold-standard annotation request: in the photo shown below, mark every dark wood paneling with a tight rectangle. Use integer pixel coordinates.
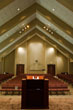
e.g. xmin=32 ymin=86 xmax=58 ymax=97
xmin=21 ymin=79 xmax=49 ymax=109
xmin=16 ymin=64 xmax=24 ymax=75
xmin=47 ymin=64 xmax=55 ymax=76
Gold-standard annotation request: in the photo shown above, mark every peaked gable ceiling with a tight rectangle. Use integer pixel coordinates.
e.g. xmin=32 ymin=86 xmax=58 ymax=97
xmin=0 ymin=0 xmax=73 ymax=61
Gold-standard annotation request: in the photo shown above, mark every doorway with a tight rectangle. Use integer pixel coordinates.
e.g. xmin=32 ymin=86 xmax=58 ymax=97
xmin=16 ymin=64 xmax=24 ymax=75
xmin=47 ymin=64 xmax=55 ymax=76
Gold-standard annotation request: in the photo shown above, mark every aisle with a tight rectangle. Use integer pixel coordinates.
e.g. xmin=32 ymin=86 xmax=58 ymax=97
xmin=0 ymin=95 xmax=73 ymax=110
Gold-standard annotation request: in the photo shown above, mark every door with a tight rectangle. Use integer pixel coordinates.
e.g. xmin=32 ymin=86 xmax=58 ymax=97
xmin=16 ymin=64 xmax=24 ymax=75
xmin=47 ymin=64 xmax=55 ymax=76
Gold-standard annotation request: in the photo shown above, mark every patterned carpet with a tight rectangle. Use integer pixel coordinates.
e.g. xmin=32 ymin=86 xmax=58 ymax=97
xmin=0 ymin=95 xmax=73 ymax=110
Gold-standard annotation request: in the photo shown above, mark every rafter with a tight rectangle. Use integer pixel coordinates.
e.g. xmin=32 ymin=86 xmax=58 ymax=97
xmin=0 ymin=0 xmax=14 ymax=9
xmin=0 ymin=2 xmax=73 ymax=60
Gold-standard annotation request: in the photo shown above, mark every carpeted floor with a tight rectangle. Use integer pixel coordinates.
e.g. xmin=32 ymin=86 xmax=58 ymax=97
xmin=50 ymin=95 xmax=73 ymax=110
xmin=0 ymin=95 xmax=73 ymax=110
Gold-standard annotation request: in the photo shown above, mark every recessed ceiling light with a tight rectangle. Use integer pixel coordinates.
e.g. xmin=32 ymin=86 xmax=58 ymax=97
xmin=51 ymin=32 xmax=53 ymax=34
xmin=43 ymin=26 xmax=46 ymax=29
xmin=46 ymin=28 xmax=48 ymax=31
xmin=22 ymin=28 xmax=24 ymax=31
xmin=19 ymin=31 xmax=22 ymax=34
xmin=27 ymin=25 xmax=30 ymax=28
xmin=24 ymin=27 xmax=27 ymax=30
xmin=22 ymin=23 xmax=25 ymax=26
xmin=49 ymin=30 xmax=51 ymax=32
xmin=52 ymin=8 xmax=55 ymax=11
xmin=17 ymin=8 xmax=20 ymax=11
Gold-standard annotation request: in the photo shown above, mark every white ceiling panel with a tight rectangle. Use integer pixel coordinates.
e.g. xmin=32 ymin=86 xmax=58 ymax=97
xmin=36 ymin=0 xmax=73 ymax=28
xmin=0 ymin=0 xmax=73 ymax=59
xmin=0 ymin=27 xmax=35 ymax=53
xmin=0 ymin=0 xmax=35 ymax=26
xmin=36 ymin=25 xmax=73 ymax=55
xmin=0 ymin=13 xmax=36 ymax=42
xmin=36 ymin=12 xmax=73 ymax=44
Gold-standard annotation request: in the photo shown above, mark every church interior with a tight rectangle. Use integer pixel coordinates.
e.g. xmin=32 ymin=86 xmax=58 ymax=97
xmin=0 ymin=0 xmax=73 ymax=110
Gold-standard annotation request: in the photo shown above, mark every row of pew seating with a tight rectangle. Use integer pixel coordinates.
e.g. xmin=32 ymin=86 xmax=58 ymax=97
xmin=49 ymin=75 xmax=69 ymax=94
xmin=57 ymin=74 xmax=73 ymax=85
xmin=0 ymin=74 xmax=69 ymax=95
xmin=0 ymin=74 xmax=14 ymax=83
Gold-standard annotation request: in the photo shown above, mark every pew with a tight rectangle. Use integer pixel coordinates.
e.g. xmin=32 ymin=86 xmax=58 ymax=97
xmin=0 ymin=74 xmax=69 ymax=95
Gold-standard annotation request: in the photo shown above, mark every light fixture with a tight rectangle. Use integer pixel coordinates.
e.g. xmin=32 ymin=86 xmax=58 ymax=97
xmin=43 ymin=25 xmax=54 ymax=35
xmin=51 ymin=32 xmax=53 ymax=34
xmin=24 ymin=27 xmax=27 ymax=30
xmin=52 ymin=8 xmax=55 ymax=11
xmin=19 ymin=31 xmax=22 ymax=34
xmin=22 ymin=28 xmax=24 ymax=31
xmin=18 ymin=47 xmax=24 ymax=53
xmin=47 ymin=47 xmax=55 ymax=54
xmin=27 ymin=25 xmax=30 ymax=28
xmin=17 ymin=8 xmax=20 ymax=11
xmin=49 ymin=30 xmax=51 ymax=32
xmin=18 ymin=24 xmax=30 ymax=34
xmin=46 ymin=28 xmax=48 ymax=31
xmin=22 ymin=23 xmax=25 ymax=26
xmin=43 ymin=26 xmax=46 ymax=29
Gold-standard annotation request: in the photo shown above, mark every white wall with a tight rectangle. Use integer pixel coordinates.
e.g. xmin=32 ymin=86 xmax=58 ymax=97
xmin=0 ymin=62 xmax=2 ymax=74
xmin=15 ymin=43 xmax=27 ymax=74
xmin=2 ymin=51 xmax=15 ymax=74
xmin=69 ymin=62 xmax=73 ymax=74
xmin=56 ymin=51 xmax=68 ymax=74
xmin=27 ymin=36 xmax=45 ymax=74
xmin=45 ymin=43 xmax=57 ymax=73
xmin=15 ymin=36 xmax=68 ymax=75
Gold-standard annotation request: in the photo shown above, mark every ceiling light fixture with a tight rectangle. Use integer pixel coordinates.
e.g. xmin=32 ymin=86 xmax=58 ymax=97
xmin=22 ymin=28 xmax=24 ymax=31
xmin=17 ymin=8 xmax=20 ymax=11
xmin=46 ymin=28 xmax=48 ymax=31
xmin=24 ymin=27 xmax=27 ymax=30
xmin=49 ymin=30 xmax=51 ymax=32
xmin=19 ymin=31 xmax=22 ymax=34
xmin=22 ymin=23 xmax=25 ymax=26
xmin=52 ymin=8 xmax=55 ymax=11
xmin=18 ymin=24 xmax=30 ymax=34
xmin=43 ymin=26 xmax=46 ymax=29
xmin=27 ymin=25 xmax=30 ymax=28
xmin=51 ymin=32 xmax=53 ymax=34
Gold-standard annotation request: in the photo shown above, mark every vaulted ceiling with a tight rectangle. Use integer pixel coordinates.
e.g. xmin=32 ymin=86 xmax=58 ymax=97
xmin=0 ymin=0 xmax=73 ymax=61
